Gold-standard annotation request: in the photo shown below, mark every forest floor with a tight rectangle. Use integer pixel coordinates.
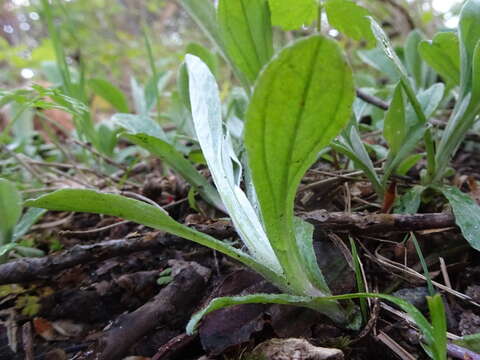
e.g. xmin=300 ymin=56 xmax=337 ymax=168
xmin=1 ymin=142 xmax=480 ymax=360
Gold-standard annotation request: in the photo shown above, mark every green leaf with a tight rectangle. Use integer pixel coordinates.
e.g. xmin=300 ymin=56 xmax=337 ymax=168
xmin=186 ymin=293 xmax=346 ymax=335
xmin=426 ymin=294 xmax=447 ymax=360
xmin=404 ymin=30 xmax=425 ymax=89
xmin=245 ymin=35 xmax=354 ymax=294
xmin=325 ymin=0 xmax=375 ymax=47
xmin=179 ymin=0 xmax=251 ymax=91
xmin=472 ymin=41 xmax=480 ymax=106
xmin=459 ymin=0 xmax=480 ymax=97
xmin=185 ymin=55 xmax=282 ymax=274
xmin=145 ymin=72 xmax=172 ymax=112
xmin=217 ymin=0 xmax=273 ymax=84
xmin=187 ymin=292 xmax=434 ymax=346
xmin=418 ymin=32 xmax=460 ymax=85
xmin=394 ymin=185 xmax=425 ymax=214
xmin=454 ymin=333 xmax=480 ymax=353
xmin=396 ymin=154 xmax=423 ymax=176
xmin=0 ymin=179 xmax=22 ymax=244
xmin=334 ymin=122 xmax=383 ymax=197
xmin=435 ymin=185 xmax=480 ymax=251
xmin=268 ymin=0 xmax=317 ymax=30
xmin=25 ymin=189 xmax=280 ymax=284
xmin=112 ymin=114 xmax=224 ymax=212
xmin=12 ymin=208 xmax=47 ymax=242
xmin=89 ymin=78 xmax=129 ymax=113
xmin=186 ymin=42 xmax=218 ymax=76
xmin=384 ymin=83 xmax=406 ymax=156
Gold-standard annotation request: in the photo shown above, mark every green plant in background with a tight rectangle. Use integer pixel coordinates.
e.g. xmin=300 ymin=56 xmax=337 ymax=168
xmin=0 ymin=179 xmax=45 ymax=261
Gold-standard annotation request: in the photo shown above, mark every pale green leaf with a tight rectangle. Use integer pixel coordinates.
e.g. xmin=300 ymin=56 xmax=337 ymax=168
xmin=436 ymin=185 xmax=480 ymax=251
xmin=112 ymin=113 xmax=224 ymax=212
xmin=404 ymin=30 xmax=425 ymax=89
xmin=459 ymin=0 xmax=480 ymax=97
xmin=418 ymin=32 xmax=460 ymax=85
xmin=0 ymin=179 xmax=22 ymax=244
xmin=268 ymin=0 xmax=317 ymax=30
xmin=245 ymin=35 xmax=354 ymax=294
xmin=427 ymin=294 xmax=447 ymax=360
xmin=218 ymin=0 xmax=273 ymax=84
xmin=12 ymin=208 xmax=47 ymax=242
xmin=394 ymin=185 xmax=425 ymax=214
xmin=185 ymin=55 xmax=282 ymax=274
xmin=454 ymin=333 xmax=480 ymax=353
xmin=24 ymin=189 xmax=280 ymax=284
xmin=325 ymin=0 xmax=375 ymax=47
xmin=185 ymin=42 xmax=218 ymax=76
xmin=89 ymin=78 xmax=129 ymax=113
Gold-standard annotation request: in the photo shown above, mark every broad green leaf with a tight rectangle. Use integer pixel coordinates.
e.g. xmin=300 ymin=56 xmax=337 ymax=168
xmin=384 ymin=83 xmax=406 ymax=156
xmin=218 ymin=0 xmax=273 ymax=84
xmin=0 ymin=179 xmax=22 ymax=244
xmin=404 ymin=30 xmax=425 ymax=89
xmin=185 ymin=55 xmax=281 ymax=274
xmin=459 ymin=0 xmax=480 ymax=97
xmin=394 ymin=185 xmax=425 ymax=214
xmin=436 ymin=185 xmax=480 ymax=251
xmin=130 ymin=77 xmax=148 ymax=115
xmin=245 ymin=35 xmax=354 ymax=294
xmin=25 ymin=189 xmax=281 ymax=286
xmin=186 ymin=42 xmax=218 ymax=76
xmin=325 ymin=0 xmax=375 ymax=47
xmin=88 ymin=78 xmax=129 ymax=113
xmin=12 ymin=208 xmax=47 ymax=242
xmin=419 ymin=32 xmax=460 ymax=85
xmin=427 ymin=294 xmax=447 ymax=360
xmin=268 ymin=0 xmax=317 ymax=30
xmin=112 ymin=113 xmax=224 ymax=212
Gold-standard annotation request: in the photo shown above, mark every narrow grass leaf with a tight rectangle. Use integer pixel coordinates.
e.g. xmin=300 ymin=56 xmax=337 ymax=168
xmin=218 ymin=0 xmax=273 ymax=84
xmin=12 ymin=208 xmax=47 ymax=242
xmin=427 ymin=294 xmax=447 ymax=360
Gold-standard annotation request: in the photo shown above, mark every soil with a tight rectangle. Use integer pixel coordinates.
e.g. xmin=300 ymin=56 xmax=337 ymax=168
xmin=1 ymin=145 xmax=480 ymax=360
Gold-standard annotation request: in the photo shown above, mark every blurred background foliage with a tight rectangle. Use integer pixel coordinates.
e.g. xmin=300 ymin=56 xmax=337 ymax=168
xmin=0 ymin=0 xmax=464 ymax=91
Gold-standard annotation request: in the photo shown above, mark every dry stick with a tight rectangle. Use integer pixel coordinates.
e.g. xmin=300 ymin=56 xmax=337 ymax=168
xmin=71 ymin=138 xmax=128 ymax=171
xmin=302 ymin=210 xmax=456 ymax=233
xmin=0 ymin=236 xmax=165 ymax=285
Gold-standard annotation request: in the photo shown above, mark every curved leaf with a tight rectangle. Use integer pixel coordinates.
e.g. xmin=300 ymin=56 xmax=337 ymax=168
xmin=325 ymin=0 xmax=375 ymax=47
xmin=418 ymin=32 xmax=460 ymax=85
xmin=435 ymin=185 xmax=480 ymax=251
xmin=245 ymin=35 xmax=354 ymax=293
xmin=218 ymin=0 xmax=273 ymax=84
xmin=185 ymin=55 xmax=281 ymax=274
xmin=459 ymin=0 xmax=480 ymax=97
xmin=0 ymin=179 xmax=22 ymax=244
xmin=89 ymin=78 xmax=129 ymax=113
xmin=112 ymin=114 xmax=224 ymax=212
xmin=24 ymin=189 xmax=281 ymax=285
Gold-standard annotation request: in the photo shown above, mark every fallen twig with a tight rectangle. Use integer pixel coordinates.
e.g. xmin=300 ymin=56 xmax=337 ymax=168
xmin=303 ymin=210 xmax=456 ymax=233
xmin=99 ymin=261 xmax=211 ymax=360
